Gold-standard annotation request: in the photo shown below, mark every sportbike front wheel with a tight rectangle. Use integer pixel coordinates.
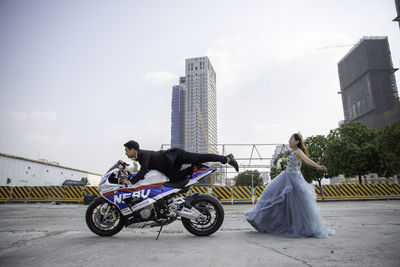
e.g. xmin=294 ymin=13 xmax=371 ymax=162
xmin=182 ymin=194 xmax=224 ymax=236
xmin=85 ymin=197 xmax=124 ymax=236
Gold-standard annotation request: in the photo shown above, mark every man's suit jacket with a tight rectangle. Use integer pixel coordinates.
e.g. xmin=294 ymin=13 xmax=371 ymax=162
xmin=130 ymin=148 xmax=182 ymax=184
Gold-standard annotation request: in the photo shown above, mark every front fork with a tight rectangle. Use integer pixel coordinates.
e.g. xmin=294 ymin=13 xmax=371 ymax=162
xmin=99 ymin=203 xmax=115 ymax=223
xmin=100 ymin=203 xmax=111 ymax=216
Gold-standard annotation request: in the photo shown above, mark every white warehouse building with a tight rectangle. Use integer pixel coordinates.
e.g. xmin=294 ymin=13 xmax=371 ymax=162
xmin=0 ymin=153 xmax=102 ymax=186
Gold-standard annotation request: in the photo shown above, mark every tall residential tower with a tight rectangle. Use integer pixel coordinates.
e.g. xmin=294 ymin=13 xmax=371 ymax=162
xmin=183 ymin=57 xmax=218 ymax=153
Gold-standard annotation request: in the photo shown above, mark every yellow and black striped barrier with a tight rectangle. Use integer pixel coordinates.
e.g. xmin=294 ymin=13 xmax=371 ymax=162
xmin=174 ymin=186 xmax=209 ymax=198
xmin=340 ymin=184 xmax=358 ymax=198
xmin=1 ymin=184 xmax=400 ymax=203
xmin=356 ymin=184 xmax=375 ymax=198
xmin=321 ymin=185 xmax=342 ymax=199
xmin=232 ymin=186 xmax=252 ymax=203
xmin=64 ymin=186 xmax=84 ymax=203
xmin=212 ymin=186 xmax=232 ymax=203
xmin=10 ymin=186 xmax=30 ymax=202
xmin=0 ymin=186 xmax=12 ymax=203
xmin=48 ymin=186 xmax=65 ymax=201
xmin=29 ymin=186 xmax=49 ymax=202
xmin=317 ymin=184 xmax=400 ymax=201
xmin=314 ymin=185 xmax=322 ymax=198
xmin=392 ymin=184 xmax=400 ymax=196
xmin=190 ymin=186 xmax=209 ymax=194
xmin=255 ymin=186 xmax=265 ymax=202
xmin=373 ymin=184 xmax=393 ymax=197
xmin=83 ymin=186 xmax=100 ymax=197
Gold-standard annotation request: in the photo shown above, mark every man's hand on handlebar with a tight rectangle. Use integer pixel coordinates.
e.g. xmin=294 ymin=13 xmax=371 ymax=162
xmin=120 ymin=178 xmax=130 ymax=185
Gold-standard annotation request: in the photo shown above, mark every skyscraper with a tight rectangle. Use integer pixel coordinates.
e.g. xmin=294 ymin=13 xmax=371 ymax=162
xmin=183 ymin=57 xmax=218 ymax=153
xmin=170 ymin=57 xmax=219 ymax=185
xmin=170 ymin=77 xmax=185 ymax=148
xmin=338 ymin=37 xmax=400 ymax=128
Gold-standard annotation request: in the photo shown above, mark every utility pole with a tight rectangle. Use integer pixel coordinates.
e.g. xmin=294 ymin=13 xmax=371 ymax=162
xmin=251 ymin=170 xmax=255 ymax=204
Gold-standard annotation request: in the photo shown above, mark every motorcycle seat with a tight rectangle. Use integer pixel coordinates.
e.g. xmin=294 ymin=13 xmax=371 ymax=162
xmin=164 ymin=177 xmax=190 ymax=188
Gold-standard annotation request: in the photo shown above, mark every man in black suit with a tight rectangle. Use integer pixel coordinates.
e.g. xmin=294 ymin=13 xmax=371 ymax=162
xmin=120 ymin=140 xmax=239 ymax=185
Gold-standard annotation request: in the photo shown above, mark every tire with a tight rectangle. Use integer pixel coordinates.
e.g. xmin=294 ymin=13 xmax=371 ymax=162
xmin=181 ymin=194 xmax=224 ymax=236
xmin=85 ymin=197 xmax=124 ymax=236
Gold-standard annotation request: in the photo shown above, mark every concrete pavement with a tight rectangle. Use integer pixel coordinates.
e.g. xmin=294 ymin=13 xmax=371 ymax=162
xmin=0 ymin=200 xmax=399 ymax=266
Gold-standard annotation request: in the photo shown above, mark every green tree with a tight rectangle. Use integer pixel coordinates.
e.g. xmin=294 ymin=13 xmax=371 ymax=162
xmin=376 ymin=120 xmax=400 ymax=177
xmin=234 ymin=170 xmax=263 ymax=186
xmin=301 ymin=135 xmax=328 ymax=187
xmin=325 ymin=121 xmax=379 ymax=184
xmin=270 ymin=150 xmax=291 ymax=179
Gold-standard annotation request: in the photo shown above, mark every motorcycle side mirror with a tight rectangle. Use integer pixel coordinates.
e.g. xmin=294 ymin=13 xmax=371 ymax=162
xmin=117 ymin=160 xmax=129 ymax=168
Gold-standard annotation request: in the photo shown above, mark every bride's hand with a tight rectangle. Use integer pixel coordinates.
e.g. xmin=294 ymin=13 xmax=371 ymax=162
xmin=318 ymin=165 xmax=327 ymax=171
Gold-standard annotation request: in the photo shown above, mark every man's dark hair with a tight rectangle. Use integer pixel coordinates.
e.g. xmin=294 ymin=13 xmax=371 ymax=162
xmin=124 ymin=140 xmax=140 ymax=150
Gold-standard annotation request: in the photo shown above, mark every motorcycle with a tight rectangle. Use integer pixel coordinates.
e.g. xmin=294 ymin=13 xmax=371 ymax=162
xmin=85 ymin=161 xmax=224 ymax=238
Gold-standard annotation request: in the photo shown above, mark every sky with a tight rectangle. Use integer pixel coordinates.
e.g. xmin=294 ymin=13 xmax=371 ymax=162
xmin=0 ymin=0 xmax=399 ymax=175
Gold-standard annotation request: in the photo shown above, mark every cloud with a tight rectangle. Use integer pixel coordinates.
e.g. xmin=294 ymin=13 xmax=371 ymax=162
xmin=4 ymin=111 xmax=57 ymax=123
xmin=143 ymin=71 xmax=178 ymax=86
xmin=204 ymin=31 xmax=355 ymax=99
xmin=0 ymin=111 xmax=67 ymax=158
xmin=206 ymin=48 xmax=242 ymax=94
xmin=24 ymin=132 xmax=53 ymax=145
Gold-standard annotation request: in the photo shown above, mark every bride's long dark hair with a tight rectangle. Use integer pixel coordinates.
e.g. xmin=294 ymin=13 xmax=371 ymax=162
xmin=292 ymin=133 xmax=309 ymax=157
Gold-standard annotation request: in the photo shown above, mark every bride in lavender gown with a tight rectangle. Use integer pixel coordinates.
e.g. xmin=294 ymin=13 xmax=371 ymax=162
xmin=245 ymin=133 xmax=335 ymax=238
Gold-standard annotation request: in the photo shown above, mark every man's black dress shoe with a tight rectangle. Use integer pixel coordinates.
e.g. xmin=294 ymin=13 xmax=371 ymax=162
xmin=227 ymin=154 xmax=239 ymax=172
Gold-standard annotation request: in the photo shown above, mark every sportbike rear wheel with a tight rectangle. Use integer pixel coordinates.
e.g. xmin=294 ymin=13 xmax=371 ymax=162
xmin=85 ymin=197 xmax=124 ymax=236
xmin=181 ymin=194 xmax=224 ymax=236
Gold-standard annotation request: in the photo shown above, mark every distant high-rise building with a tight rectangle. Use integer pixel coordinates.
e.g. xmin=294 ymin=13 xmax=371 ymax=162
xmin=184 ymin=57 xmax=218 ymax=153
xmin=170 ymin=85 xmax=182 ymax=148
xmin=394 ymin=0 xmax=400 ymax=29
xmin=337 ymin=36 xmax=400 ymax=128
xmin=170 ymin=77 xmax=186 ymax=148
xmin=170 ymin=85 xmax=180 ymax=147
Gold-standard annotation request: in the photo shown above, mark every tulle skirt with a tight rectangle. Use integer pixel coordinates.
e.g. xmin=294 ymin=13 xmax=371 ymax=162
xmin=244 ymin=170 xmax=335 ymax=238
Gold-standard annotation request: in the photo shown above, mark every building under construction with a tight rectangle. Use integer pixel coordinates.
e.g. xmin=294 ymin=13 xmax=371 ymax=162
xmin=337 ymin=36 xmax=400 ymax=128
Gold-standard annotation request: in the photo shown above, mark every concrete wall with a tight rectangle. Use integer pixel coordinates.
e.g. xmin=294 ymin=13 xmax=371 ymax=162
xmin=0 ymin=153 xmax=102 ymax=186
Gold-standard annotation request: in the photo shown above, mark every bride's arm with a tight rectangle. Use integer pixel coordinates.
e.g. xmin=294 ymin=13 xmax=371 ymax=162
xmin=295 ymin=149 xmax=327 ymax=171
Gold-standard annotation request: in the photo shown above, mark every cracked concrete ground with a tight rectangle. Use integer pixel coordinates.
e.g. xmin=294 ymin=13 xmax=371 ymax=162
xmin=0 ymin=200 xmax=399 ymax=266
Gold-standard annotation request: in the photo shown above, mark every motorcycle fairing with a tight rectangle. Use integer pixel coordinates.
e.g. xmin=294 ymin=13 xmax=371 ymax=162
xmin=191 ymin=169 xmax=211 ymax=179
xmin=99 ymin=167 xmax=215 ymax=216
xmin=101 ymin=182 xmax=182 ymax=214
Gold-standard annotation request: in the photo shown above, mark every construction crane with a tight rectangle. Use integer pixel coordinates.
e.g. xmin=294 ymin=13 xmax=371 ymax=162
xmin=316 ymin=44 xmax=354 ymax=50
xmin=196 ymin=103 xmax=219 ymax=186
xmin=196 ymin=104 xmax=209 ymax=151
